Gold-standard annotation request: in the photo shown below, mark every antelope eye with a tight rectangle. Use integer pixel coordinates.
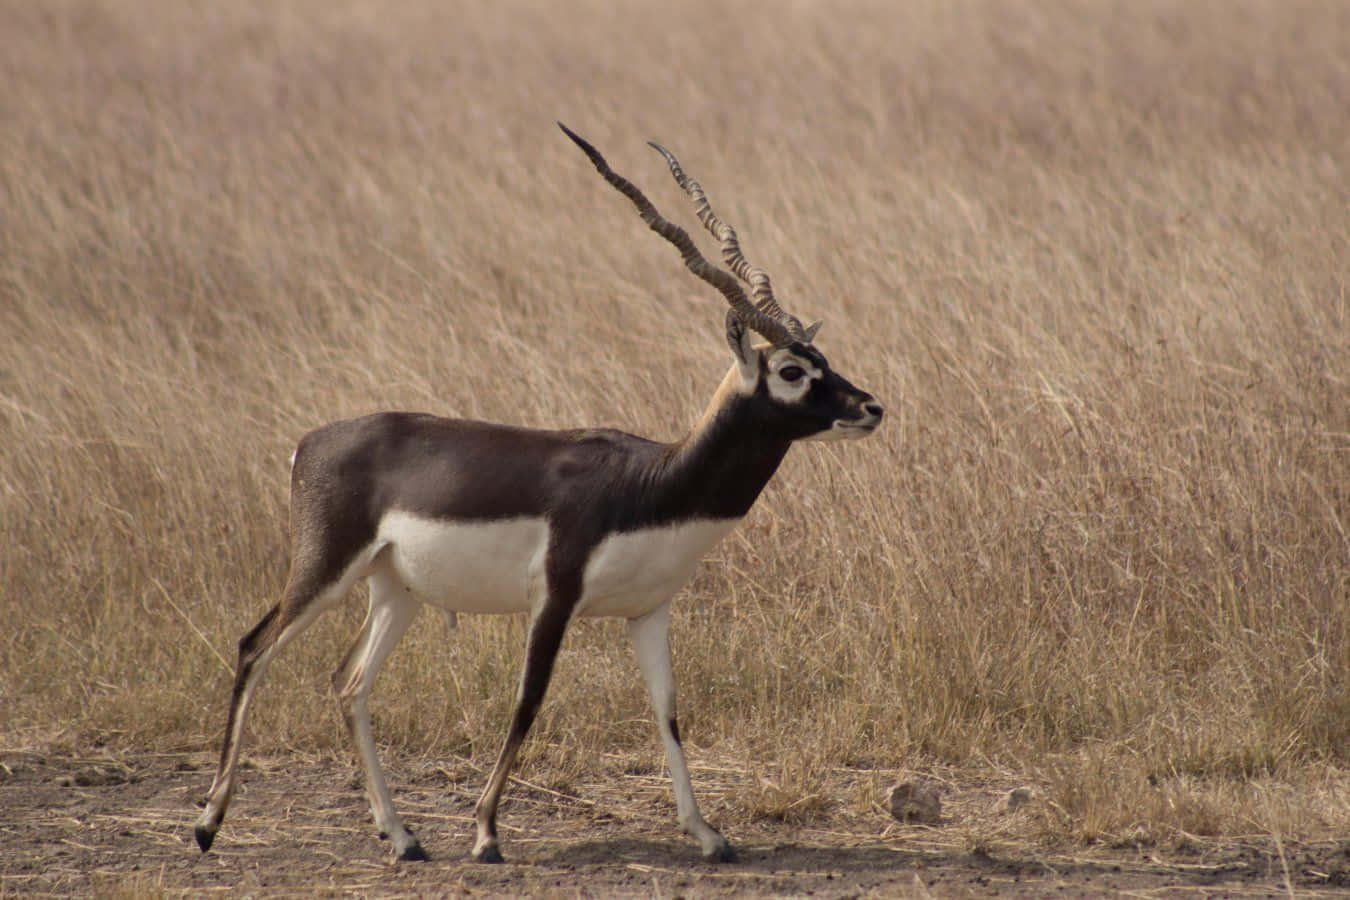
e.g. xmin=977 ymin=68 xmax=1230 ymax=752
xmin=778 ymin=365 xmax=806 ymax=382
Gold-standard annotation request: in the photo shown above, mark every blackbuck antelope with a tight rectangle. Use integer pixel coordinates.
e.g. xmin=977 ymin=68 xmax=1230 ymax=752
xmin=194 ymin=123 xmax=883 ymax=864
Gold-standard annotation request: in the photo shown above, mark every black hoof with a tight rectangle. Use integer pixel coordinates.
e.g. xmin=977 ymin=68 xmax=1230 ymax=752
xmin=398 ymin=842 xmax=429 ymax=862
xmin=473 ymin=844 xmax=504 ymax=864
xmin=194 ymin=825 xmax=216 ymax=853
xmin=705 ymin=843 xmax=737 ymax=863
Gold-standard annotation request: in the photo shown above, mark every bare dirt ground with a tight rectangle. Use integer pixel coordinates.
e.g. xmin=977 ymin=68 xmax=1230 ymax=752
xmin=3 ymin=753 xmax=1346 ymax=897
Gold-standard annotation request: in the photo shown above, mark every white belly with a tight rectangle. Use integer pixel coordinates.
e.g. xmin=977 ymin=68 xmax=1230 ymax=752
xmin=372 ymin=511 xmax=738 ymax=620
xmin=377 ymin=511 xmax=549 ymax=614
xmin=576 ymin=519 xmax=739 ymax=618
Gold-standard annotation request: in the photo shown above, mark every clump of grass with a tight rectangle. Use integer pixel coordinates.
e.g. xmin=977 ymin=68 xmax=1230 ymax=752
xmin=1 ymin=0 xmax=1346 ymax=845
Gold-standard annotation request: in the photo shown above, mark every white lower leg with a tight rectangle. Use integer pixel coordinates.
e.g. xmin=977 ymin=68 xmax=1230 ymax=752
xmin=196 ymin=690 xmax=252 ymax=832
xmin=628 ymin=604 xmax=731 ymax=861
xmin=345 ymin=695 xmax=422 ymax=858
xmin=658 ymin=719 xmax=728 ymax=857
xmin=334 ymin=582 xmax=423 ymax=859
xmin=195 ymin=637 xmax=284 ymax=841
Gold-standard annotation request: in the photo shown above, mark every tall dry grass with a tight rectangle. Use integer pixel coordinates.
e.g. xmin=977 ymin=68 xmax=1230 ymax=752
xmin=1 ymin=0 xmax=1346 ymax=846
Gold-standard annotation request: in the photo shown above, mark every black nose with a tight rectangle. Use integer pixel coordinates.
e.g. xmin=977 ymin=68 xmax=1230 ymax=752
xmin=863 ymin=401 xmax=884 ymax=418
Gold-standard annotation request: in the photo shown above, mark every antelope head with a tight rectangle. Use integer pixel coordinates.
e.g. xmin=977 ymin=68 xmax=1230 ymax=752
xmin=559 ymin=122 xmax=883 ymax=444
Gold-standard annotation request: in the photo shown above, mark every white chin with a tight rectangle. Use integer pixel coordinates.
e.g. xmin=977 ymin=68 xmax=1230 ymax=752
xmin=803 ymin=422 xmax=876 ymax=442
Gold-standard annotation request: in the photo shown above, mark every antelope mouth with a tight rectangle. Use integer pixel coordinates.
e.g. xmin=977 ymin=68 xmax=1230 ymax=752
xmin=834 ymin=418 xmax=881 ymax=439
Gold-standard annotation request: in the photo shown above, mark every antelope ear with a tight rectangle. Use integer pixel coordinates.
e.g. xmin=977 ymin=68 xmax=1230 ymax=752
xmin=725 ymin=310 xmax=758 ymax=384
xmin=802 ymin=319 xmax=823 ymax=343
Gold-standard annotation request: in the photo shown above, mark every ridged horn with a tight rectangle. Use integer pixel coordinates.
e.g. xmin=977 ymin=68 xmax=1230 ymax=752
xmin=647 ymin=142 xmax=813 ymax=344
xmin=559 ymin=122 xmax=798 ymax=348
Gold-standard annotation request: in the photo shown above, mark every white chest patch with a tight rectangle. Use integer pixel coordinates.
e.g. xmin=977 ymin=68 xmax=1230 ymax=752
xmin=576 ymin=519 xmax=740 ymax=618
xmin=376 ymin=511 xmax=549 ymax=615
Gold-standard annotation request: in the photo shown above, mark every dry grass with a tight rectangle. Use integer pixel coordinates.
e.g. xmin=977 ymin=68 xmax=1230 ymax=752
xmin=1 ymin=0 xmax=1346 ymax=853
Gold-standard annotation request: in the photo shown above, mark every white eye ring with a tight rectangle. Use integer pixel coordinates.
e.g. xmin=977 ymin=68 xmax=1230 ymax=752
xmin=778 ymin=365 xmax=806 ymax=383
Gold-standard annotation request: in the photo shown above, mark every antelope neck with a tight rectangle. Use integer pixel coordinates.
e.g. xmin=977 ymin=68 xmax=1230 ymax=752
xmin=649 ymin=386 xmax=792 ymax=525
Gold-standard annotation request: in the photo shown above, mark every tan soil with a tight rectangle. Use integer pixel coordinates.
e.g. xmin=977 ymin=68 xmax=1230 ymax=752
xmin=2 ymin=753 xmax=1346 ymax=897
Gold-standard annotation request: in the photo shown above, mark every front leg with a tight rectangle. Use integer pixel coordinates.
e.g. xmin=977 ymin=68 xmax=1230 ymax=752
xmin=472 ymin=573 xmax=578 ymax=863
xmin=628 ymin=602 xmax=734 ymax=862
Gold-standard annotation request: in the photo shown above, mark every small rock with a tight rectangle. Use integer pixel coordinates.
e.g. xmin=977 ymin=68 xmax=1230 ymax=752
xmin=1000 ymin=786 xmax=1035 ymax=813
xmin=73 ymin=766 xmax=133 ymax=786
xmin=886 ymin=779 xmax=942 ymax=824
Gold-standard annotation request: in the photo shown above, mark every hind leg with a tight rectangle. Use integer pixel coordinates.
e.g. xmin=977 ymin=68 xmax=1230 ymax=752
xmin=194 ymin=553 xmax=371 ymax=853
xmin=332 ymin=569 xmax=424 ymax=860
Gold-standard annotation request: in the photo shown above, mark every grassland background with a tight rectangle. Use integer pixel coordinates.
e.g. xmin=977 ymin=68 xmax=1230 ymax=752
xmin=1 ymin=0 xmax=1346 ymax=848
